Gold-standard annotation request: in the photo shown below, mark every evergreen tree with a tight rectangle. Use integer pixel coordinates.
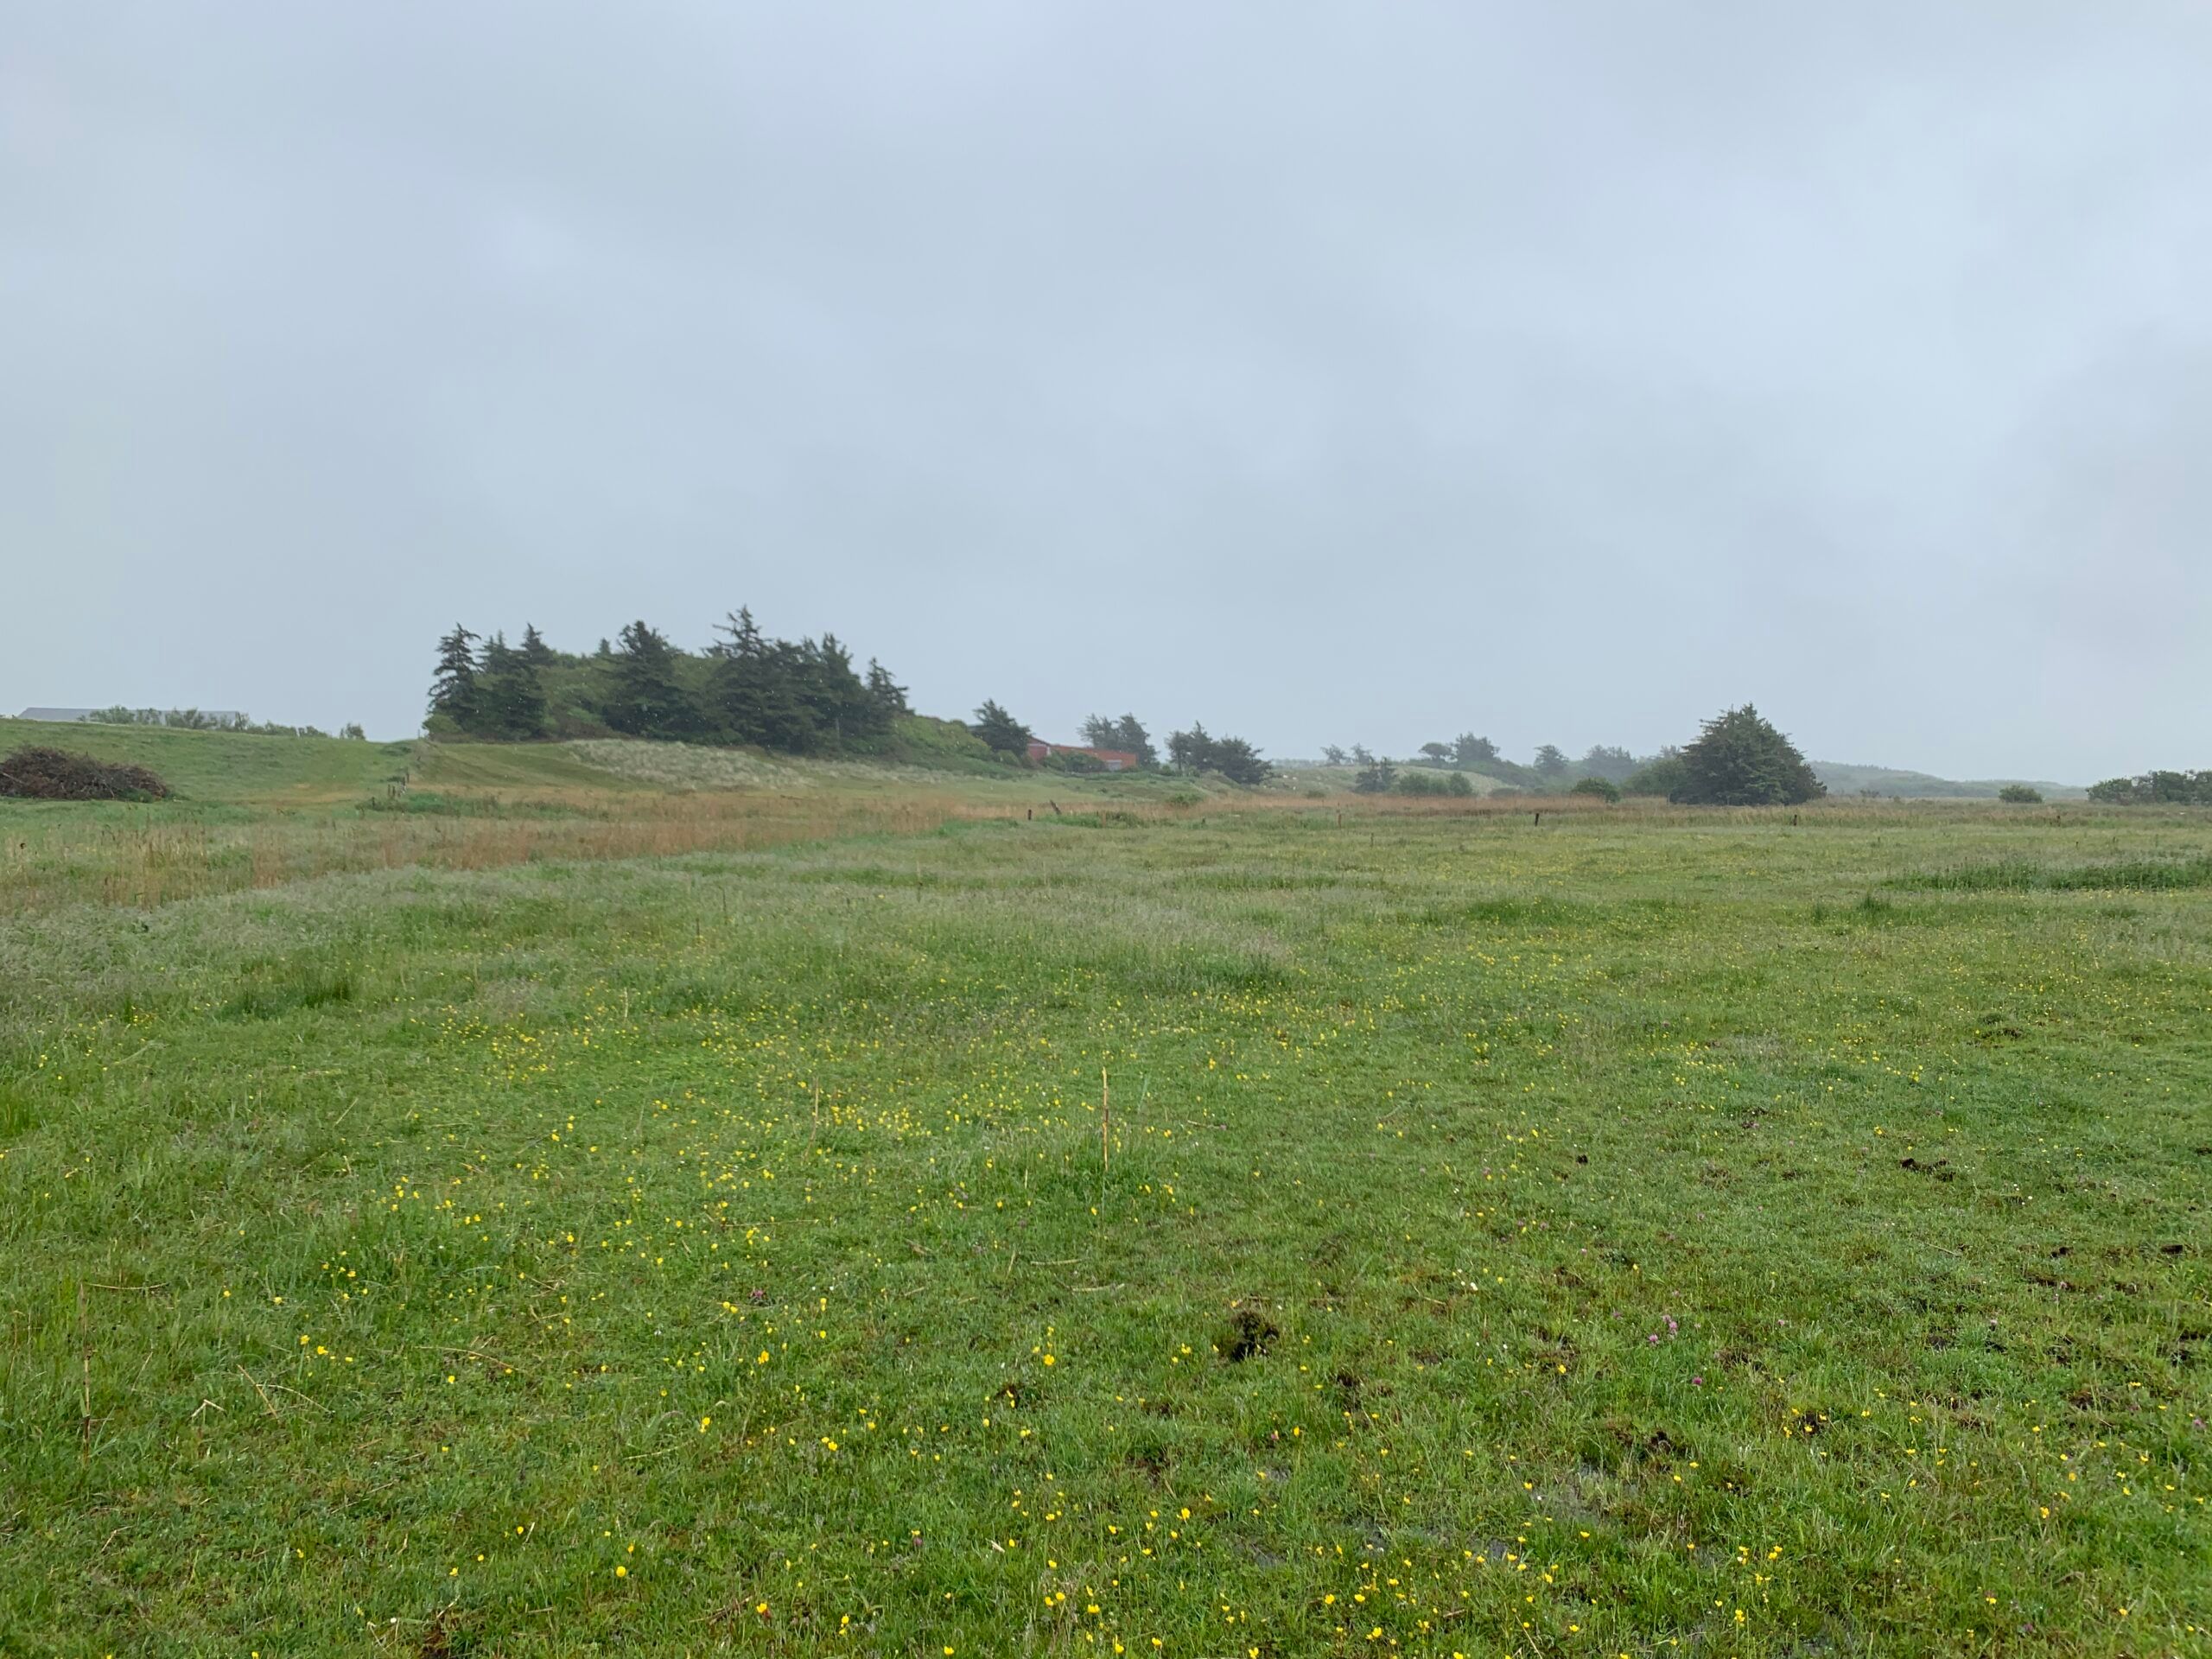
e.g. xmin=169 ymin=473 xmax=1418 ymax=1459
xmin=1454 ymin=733 xmax=1498 ymax=766
xmin=1320 ymin=745 xmax=1349 ymax=766
xmin=477 ymin=632 xmax=548 ymax=739
xmin=1418 ymin=741 xmax=1452 ymax=765
xmin=709 ymin=607 xmax=779 ymax=746
xmin=1672 ymin=705 xmax=1825 ymax=805
xmin=1167 ymin=723 xmax=1214 ymax=772
xmin=1534 ymin=744 xmax=1568 ymax=776
xmin=519 ymin=623 xmax=556 ymax=667
xmin=1079 ymin=713 xmax=1156 ymax=766
xmin=865 ymin=659 xmax=910 ymax=726
xmin=1207 ymin=734 xmax=1273 ymax=785
xmin=1168 ymin=724 xmax=1270 ymax=785
xmin=605 ymin=620 xmax=700 ymax=739
xmin=1109 ymin=714 xmax=1155 ymax=766
xmin=799 ymin=632 xmax=876 ymax=745
xmin=971 ymin=700 xmax=1033 ymax=759
xmin=429 ymin=625 xmax=481 ymax=730
xmin=758 ymin=639 xmax=829 ymax=753
xmin=1352 ymin=760 xmax=1396 ymax=794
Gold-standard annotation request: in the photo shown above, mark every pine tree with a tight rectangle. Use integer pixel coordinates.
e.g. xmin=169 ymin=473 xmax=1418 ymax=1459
xmin=1169 ymin=722 xmax=1269 ymax=784
xmin=429 ymin=625 xmax=481 ymax=730
xmin=478 ymin=632 xmax=548 ymax=739
xmin=758 ymin=640 xmax=827 ymax=753
xmin=1207 ymin=734 xmax=1273 ymax=785
xmin=1115 ymin=715 xmax=1156 ymax=766
xmin=864 ymin=659 xmax=909 ymax=728
xmin=1081 ymin=713 xmax=1155 ymax=766
xmin=709 ymin=607 xmax=778 ymax=746
xmin=1454 ymin=734 xmax=1498 ymax=766
xmin=1167 ymin=724 xmax=1213 ymax=772
xmin=519 ymin=623 xmax=556 ymax=667
xmin=971 ymin=700 xmax=1033 ymax=759
xmin=1534 ymin=744 xmax=1568 ymax=776
xmin=800 ymin=632 xmax=875 ymax=747
xmin=605 ymin=620 xmax=700 ymax=740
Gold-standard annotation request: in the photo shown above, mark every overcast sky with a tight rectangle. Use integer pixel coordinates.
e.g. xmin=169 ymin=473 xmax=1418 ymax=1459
xmin=6 ymin=3 xmax=2209 ymax=779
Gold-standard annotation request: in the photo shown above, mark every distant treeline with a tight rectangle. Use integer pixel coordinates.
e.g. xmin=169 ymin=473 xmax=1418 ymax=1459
xmin=1337 ymin=707 xmax=1823 ymax=806
xmin=1322 ymin=734 xmax=1653 ymax=791
xmin=78 ymin=707 xmax=365 ymax=741
xmin=2087 ymin=770 xmax=2212 ymax=805
xmin=428 ymin=613 xmax=911 ymax=753
xmin=424 ymin=617 xmax=1276 ymax=783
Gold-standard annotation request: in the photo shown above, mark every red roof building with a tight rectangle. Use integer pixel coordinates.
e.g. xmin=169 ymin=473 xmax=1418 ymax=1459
xmin=1026 ymin=741 xmax=1141 ymax=772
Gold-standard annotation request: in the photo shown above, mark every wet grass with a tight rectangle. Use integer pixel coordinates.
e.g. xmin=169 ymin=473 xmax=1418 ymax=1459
xmin=1 ymin=799 xmax=2209 ymax=1656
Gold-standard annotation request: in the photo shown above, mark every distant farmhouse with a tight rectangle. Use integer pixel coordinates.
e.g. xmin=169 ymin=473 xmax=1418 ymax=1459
xmin=1026 ymin=740 xmax=1141 ymax=772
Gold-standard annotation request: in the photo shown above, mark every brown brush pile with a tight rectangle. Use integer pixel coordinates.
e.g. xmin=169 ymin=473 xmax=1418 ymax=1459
xmin=0 ymin=746 xmax=173 ymax=801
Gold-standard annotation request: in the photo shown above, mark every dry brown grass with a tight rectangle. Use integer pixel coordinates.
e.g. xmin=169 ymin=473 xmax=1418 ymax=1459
xmin=3 ymin=783 xmax=2057 ymax=915
xmin=0 ymin=791 xmax=1048 ymax=913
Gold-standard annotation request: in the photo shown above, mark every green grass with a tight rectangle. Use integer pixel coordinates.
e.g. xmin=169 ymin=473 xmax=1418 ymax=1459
xmin=0 ymin=717 xmax=415 ymax=805
xmin=2 ymin=792 xmax=2209 ymax=1656
xmin=1892 ymin=855 xmax=2212 ymax=893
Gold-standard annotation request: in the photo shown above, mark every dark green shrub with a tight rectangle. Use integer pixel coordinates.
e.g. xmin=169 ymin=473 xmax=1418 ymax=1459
xmin=1396 ymin=769 xmax=1473 ymax=797
xmin=1997 ymin=785 xmax=2042 ymax=804
xmin=1569 ymin=776 xmax=1621 ymax=802
xmin=1670 ymin=706 xmax=1825 ymax=805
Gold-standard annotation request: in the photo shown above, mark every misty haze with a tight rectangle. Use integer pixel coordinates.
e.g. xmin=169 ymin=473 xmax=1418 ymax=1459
xmin=5 ymin=7 xmax=2209 ymax=1655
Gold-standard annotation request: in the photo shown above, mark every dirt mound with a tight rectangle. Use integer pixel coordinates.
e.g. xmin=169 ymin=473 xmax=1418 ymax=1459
xmin=0 ymin=746 xmax=172 ymax=801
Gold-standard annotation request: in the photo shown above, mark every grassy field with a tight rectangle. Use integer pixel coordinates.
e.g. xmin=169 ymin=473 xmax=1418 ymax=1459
xmin=2 ymin=738 xmax=2209 ymax=1656
xmin=0 ymin=728 xmax=1203 ymax=914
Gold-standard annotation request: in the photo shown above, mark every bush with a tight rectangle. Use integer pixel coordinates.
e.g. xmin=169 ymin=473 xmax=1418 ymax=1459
xmin=2087 ymin=771 xmax=2212 ymax=805
xmin=0 ymin=746 xmax=172 ymax=801
xmin=1624 ymin=753 xmax=1689 ymax=798
xmin=1997 ymin=785 xmax=2043 ymax=804
xmin=1569 ymin=776 xmax=1621 ymax=802
xmin=1351 ymin=761 xmax=1396 ymax=794
xmin=1670 ymin=705 xmax=1825 ymax=806
xmin=1396 ymin=769 xmax=1473 ymax=797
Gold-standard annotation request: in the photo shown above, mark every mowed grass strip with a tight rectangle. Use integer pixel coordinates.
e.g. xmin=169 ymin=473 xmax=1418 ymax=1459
xmin=1 ymin=807 xmax=2209 ymax=1656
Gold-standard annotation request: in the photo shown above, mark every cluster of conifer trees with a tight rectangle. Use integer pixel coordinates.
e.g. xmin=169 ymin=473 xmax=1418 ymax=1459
xmin=427 ymin=611 xmax=909 ymax=753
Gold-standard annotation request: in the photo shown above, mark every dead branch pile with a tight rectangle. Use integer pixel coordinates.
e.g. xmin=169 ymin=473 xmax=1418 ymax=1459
xmin=0 ymin=746 xmax=173 ymax=801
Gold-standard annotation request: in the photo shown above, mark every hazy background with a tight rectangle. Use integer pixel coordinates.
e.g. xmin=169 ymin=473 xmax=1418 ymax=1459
xmin=6 ymin=2 xmax=2210 ymax=778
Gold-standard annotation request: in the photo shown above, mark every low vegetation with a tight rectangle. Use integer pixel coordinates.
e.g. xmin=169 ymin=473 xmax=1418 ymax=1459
xmin=3 ymin=729 xmax=2207 ymax=1656
xmin=79 ymin=707 xmax=366 ymax=740
xmin=2087 ymin=769 xmax=2212 ymax=805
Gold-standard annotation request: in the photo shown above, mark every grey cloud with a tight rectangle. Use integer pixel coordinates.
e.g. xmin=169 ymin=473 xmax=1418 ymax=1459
xmin=6 ymin=1 xmax=2211 ymax=779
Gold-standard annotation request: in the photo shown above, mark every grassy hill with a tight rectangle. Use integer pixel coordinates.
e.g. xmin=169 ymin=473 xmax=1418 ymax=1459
xmin=0 ymin=716 xmax=414 ymax=804
xmin=1813 ymin=760 xmax=2085 ymax=800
